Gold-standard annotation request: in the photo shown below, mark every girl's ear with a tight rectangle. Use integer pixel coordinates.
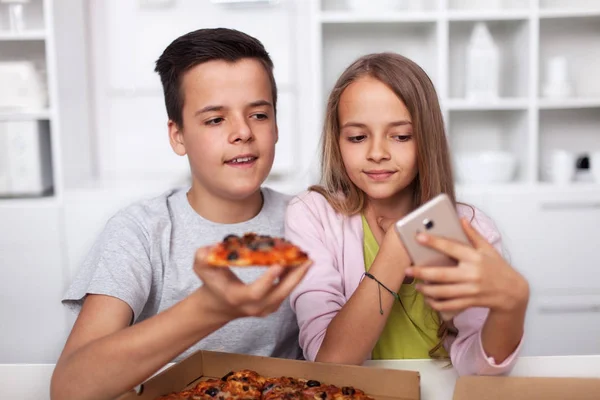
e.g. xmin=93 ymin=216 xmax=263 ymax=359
xmin=168 ymin=120 xmax=187 ymax=156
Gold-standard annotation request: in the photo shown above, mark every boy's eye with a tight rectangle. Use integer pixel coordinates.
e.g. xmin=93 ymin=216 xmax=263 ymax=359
xmin=252 ymin=113 xmax=268 ymax=121
xmin=348 ymin=135 xmax=366 ymax=143
xmin=394 ymin=135 xmax=412 ymax=142
xmin=205 ymin=117 xmax=224 ymax=126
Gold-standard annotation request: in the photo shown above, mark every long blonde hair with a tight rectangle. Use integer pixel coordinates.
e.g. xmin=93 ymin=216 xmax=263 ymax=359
xmin=311 ymin=52 xmax=457 ymax=358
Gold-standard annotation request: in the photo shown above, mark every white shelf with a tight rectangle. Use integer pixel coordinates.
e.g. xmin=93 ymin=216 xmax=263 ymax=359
xmin=539 ymin=9 xmax=600 ymax=19
xmin=447 ymin=9 xmax=530 ymax=21
xmin=0 ymin=196 xmax=59 ymax=209
xmin=0 ymin=30 xmax=46 ymax=41
xmin=539 ymin=98 xmax=600 ymax=110
xmin=456 ymin=182 xmax=600 ymax=196
xmin=446 ymin=98 xmax=529 ymax=110
xmin=0 ymin=110 xmax=52 ymax=121
xmin=319 ymin=11 xmax=439 ymax=23
xmin=321 ymin=22 xmax=438 ymax=93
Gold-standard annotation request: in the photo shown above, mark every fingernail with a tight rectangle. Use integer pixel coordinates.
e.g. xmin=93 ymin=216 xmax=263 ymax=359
xmin=416 ymin=233 xmax=428 ymax=243
xmin=405 ymin=267 xmax=414 ymax=276
xmin=415 ymin=283 xmax=422 ymax=291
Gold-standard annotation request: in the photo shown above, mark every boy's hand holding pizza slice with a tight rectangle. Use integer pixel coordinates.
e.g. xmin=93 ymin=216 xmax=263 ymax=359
xmin=193 ymin=233 xmax=312 ymax=319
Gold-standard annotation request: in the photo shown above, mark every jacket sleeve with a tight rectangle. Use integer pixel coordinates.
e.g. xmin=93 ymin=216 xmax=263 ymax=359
xmin=285 ymin=195 xmax=348 ymax=361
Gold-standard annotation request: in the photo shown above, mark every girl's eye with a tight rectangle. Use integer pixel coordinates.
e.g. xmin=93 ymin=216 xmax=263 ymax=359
xmin=252 ymin=113 xmax=268 ymax=121
xmin=205 ymin=117 xmax=224 ymax=126
xmin=394 ymin=135 xmax=412 ymax=142
xmin=348 ymin=135 xmax=366 ymax=143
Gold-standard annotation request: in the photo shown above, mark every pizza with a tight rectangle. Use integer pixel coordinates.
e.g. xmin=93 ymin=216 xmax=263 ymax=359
xmin=205 ymin=233 xmax=309 ymax=268
xmin=155 ymin=369 xmax=374 ymax=400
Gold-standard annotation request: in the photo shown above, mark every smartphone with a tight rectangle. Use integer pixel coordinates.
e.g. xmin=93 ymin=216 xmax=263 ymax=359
xmin=395 ymin=193 xmax=470 ymax=267
xmin=395 ymin=194 xmax=470 ymax=321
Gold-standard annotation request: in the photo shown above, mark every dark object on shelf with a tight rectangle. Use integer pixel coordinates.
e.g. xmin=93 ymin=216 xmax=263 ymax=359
xmin=576 ymin=155 xmax=589 ymax=170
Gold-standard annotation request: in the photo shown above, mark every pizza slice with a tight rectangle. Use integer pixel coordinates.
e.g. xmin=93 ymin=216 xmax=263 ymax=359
xmin=301 ymin=380 xmax=375 ymax=400
xmin=333 ymin=386 xmax=374 ymax=400
xmin=205 ymin=233 xmax=309 ymax=268
xmin=262 ymin=376 xmax=306 ymax=400
xmin=156 ymin=379 xmax=224 ymax=400
xmin=218 ymin=369 xmax=265 ymax=399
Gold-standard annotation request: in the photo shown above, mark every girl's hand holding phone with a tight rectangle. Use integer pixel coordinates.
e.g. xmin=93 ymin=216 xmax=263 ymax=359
xmin=406 ymin=218 xmax=530 ymax=315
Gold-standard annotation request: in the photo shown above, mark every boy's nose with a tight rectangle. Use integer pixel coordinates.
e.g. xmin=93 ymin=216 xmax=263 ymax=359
xmin=230 ymin=117 xmax=254 ymax=143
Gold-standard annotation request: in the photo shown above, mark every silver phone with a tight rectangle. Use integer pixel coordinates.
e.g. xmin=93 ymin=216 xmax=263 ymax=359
xmin=395 ymin=193 xmax=470 ymax=267
xmin=395 ymin=193 xmax=470 ymax=321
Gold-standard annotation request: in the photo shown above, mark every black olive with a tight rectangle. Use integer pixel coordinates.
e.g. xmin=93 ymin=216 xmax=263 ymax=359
xmin=223 ymin=234 xmax=238 ymax=241
xmin=242 ymin=233 xmax=257 ymax=243
xmin=227 ymin=251 xmax=239 ymax=261
xmin=319 ymin=392 xmax=327 ymax=399
xmin=306 ymin=380 xmax=321 ymax=387
xmin=221 ymin=371 xmax=234 ymax=381
xmin=342 ymin=387 xmax=355 ymax=396
xmin=206 ymin=387 xmax=219 ymax=397
xmin=242 ymin=385 xmax=249 ymax=391
xmin=263 ymin=383 xmax=274 ymax=391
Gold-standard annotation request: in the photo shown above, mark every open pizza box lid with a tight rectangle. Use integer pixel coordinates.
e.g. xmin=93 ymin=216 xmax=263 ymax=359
xmin=117 ymin=350 xmax=421 ymax=400
xmin=452 ymin=375 xmax=600 ymax=400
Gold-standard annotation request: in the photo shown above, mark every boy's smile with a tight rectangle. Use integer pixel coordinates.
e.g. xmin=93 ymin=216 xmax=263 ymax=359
xmin=224 ymin=153 xmax=258 ymax=169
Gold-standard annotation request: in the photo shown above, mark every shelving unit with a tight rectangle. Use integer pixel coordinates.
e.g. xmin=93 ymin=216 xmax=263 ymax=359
xmin=0 ymin=30 xmax=46 ymax=40
xmin=312 ymin=0 xmax=600 ymax=188
xmin=0 ymin=0 xmax=61 ymax=203
xmin=0 ymin=109 xmax=52 ymax=120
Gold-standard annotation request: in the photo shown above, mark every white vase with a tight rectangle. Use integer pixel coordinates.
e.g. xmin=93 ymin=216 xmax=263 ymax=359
xmin=465 ymin=22 xmax=500 ymax=101
xmin=542 ymin=57 xmax=574 ymax=98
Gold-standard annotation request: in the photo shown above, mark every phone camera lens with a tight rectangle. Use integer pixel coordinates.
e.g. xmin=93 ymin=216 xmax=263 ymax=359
xmin=423 ymin=219 xmax=434 ymax=230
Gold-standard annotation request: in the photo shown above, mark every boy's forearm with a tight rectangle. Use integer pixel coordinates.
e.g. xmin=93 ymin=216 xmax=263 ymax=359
xmin=315 ymin=254 xmax=408 ymax=365
xmin=51 ymin=289 xmax=230 ymax=400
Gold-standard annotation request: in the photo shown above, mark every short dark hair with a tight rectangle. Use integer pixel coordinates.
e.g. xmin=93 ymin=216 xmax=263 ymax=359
xmin=155 ymin=28 xmax=277 ymax=128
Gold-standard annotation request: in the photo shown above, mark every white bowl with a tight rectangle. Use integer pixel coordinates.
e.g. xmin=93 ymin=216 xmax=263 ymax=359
xmin=454 ymin=151 xmax=518 ymax=184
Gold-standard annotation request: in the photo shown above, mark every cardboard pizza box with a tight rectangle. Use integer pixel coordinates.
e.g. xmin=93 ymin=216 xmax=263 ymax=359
xmin=117 ymin=350 xmax=421 ymax=400
xmin=452 ymin=375 xmax=600 ymax=400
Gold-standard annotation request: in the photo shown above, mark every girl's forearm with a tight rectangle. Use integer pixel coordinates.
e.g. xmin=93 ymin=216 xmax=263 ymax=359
xmin=315 ymin=250 xmax=409 ymax=364
xmin=481 ymin=303 xmax=527 ymax=363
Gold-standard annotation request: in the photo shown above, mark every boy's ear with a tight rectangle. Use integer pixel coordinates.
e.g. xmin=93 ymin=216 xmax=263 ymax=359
xmin=168 ymin=120 xmax=187 ymax=156
xmin=275 ymin=124 xmax=279 ymax=144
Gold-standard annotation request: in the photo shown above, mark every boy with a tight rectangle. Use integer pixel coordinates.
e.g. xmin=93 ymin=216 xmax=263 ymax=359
xmin=50 ymin=28 xmax=310 ymax=400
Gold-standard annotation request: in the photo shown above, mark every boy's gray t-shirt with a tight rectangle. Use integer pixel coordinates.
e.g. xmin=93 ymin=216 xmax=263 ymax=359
xmin=63 ymin=187 xmax=302 ymax=361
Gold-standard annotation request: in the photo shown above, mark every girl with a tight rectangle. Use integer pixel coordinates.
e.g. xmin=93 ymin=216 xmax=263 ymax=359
xmin=285 ymin=53 xmax=529 ymax=375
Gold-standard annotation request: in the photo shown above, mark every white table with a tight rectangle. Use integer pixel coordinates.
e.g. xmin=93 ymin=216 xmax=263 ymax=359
xmin=2 ymin=356 xmax=599 ymax=400
xmin=367 ymin=356 xmax=600 ymax=400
